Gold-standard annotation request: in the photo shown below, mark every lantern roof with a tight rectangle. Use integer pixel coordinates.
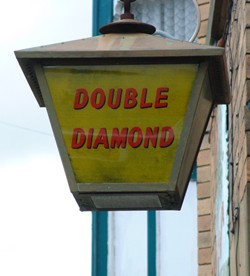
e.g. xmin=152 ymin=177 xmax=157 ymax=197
xmin=16 ymin=32 xmax=225 ymax=58
xmin=15 ymin=32 xmax=230 ymax=107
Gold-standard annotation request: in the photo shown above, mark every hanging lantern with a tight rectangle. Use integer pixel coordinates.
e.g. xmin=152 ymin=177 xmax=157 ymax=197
xmin=15 ymin=0 xmax=230 ymax=211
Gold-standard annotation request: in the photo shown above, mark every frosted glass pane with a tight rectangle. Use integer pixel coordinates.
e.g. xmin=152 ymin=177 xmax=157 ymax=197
xmin=114 ymin=0 xmax=199 ymax=41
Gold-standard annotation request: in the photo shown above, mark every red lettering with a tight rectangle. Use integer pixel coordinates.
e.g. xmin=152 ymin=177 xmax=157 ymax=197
xmin=108 ymin=88 xmax=122 ymax=109
xmin=110 ymin=128 xmax=128 ymax=148
xmin=91 ymin=88 xmax=106 ymax=109
xmin=140 ymin=88 xmax=153 ymax=108
xmin=155 ymin=87 xmax=169 ymax=108
xmin=87 ymin=128 xmax=94 ymax=149
xmin=124 ymin=88 xmax=138 ymax=109
xmin=128 ymin=127 xmax=143 ymax=148
xmin=74 ymin=88 xmax=89 ymax=109
xmin=160 ymin=126 xmax=175 ymax=147
xmin=93 ymin=128 xmax=109 ymax=149
xmin=71 ymin=128 xmax=86 ymax=149
xmin=74 ymin=87 xmax=170 ymax=110
xmin=144 ymin=127 xmax=159 ymax=148
xmin=71 ymin=126 xmax=175 ymax=149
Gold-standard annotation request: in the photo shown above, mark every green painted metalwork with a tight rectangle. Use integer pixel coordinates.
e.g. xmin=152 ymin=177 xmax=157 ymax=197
xmin=92 ymin=2 xmax=112 ymax=275
xmin=93 ymin=0 xmax=113 ymax=36
xmin=92 ymin=212 xmax=108 ymax=276
xmin=148 ymin=211 xmax=156 ymax=276
xmin=191 ymin=164 xmax=197 ymax=180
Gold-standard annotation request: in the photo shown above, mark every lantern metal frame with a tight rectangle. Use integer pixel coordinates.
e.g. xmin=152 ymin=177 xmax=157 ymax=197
xmin=15 ymin=32 xmax=230 ymax=211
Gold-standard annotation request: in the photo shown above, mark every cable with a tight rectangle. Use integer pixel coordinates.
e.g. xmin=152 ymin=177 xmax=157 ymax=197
xmin=0 ymin=120 xmax=52 ymax=137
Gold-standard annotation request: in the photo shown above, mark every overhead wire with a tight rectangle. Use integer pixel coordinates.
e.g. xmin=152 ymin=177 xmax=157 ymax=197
xmin=0 ymin=120 xmax=52 ymax=137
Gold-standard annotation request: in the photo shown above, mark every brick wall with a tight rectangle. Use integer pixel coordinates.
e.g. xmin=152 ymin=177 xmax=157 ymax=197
xmin=197 ymin=0 xmax=211 ymax=44
xmin=196 ymin=119 xmax=215 ymax=272
xmin=197 ymin=119 xmax=213 ymax=275
xmin=196 ymin=1 xmax=214 ymax=275
xmin=228 ymin=1 xmax=250 ymax=275
xmin=197 ymin=0 xmax=250 ymax=275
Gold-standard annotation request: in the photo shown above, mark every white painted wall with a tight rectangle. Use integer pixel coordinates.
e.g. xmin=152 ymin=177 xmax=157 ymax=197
xmin=157 ymin=181 xmax=198 ymax=276
xmin=108 ymin=211 xmax=148 ymax=276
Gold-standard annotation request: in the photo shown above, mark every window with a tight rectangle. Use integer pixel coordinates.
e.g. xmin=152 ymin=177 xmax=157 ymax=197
xmin=114 ymin=0 xmax=200 ymax=41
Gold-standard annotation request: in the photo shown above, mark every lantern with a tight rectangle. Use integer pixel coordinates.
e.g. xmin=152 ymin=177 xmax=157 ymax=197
xmin=15 ymin=0 xmax=230 ymax=211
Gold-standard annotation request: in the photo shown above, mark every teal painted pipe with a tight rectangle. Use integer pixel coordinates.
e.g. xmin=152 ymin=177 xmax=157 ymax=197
xmin=148 ymin=211 xmax=156 ymax=276
xmin=92 ymin=212 xmax=108 ymax=276
xmin=93 ymin=0 xmax=113 ymax=36
xmin=92 ymin=2 xmax=112 ymax=276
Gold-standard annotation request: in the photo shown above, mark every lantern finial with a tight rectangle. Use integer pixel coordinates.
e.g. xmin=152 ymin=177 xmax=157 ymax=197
xmin=99 ymin=0 xmax=156 ymax=34
xmin=120 ymin=0 xmax=136 ymax=20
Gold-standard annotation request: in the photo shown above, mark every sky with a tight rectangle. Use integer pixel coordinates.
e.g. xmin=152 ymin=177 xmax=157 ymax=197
xmin=0 ymin=1 xmax=92 ymax=275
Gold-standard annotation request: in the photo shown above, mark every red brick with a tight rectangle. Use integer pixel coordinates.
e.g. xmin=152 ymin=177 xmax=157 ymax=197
xmin=199 ymin=4 xmax=210 ymax=21
xmin=199 ymin=264 xmax=212 ymax=276
xmin=247 ymin=55 xmax=250 ymax=79
xmin=197 ymin=0 xmax=210 ymax=5
xmin=198 ymin=215 xmax=211 ymax=232
xmin=200 ymin=133 xmax=210 ymax=151
xmin=247 ymin=4 xmax=250 ymax=26
xmin=247 ymin=131 xmax=250 ymax=156
xmin=198 ymin=198 xmax=211 ymax=216
xmin=197 ymin=149 xmax=211 ymax=167
xmin=247 ymin=80 xmax=250 ymax=103
xmin=247 ymin=157 xmax=250 ymax=182
xmin=199 ymin=248 xmax=211 ymax=265
xmin=197 ymin=182 xmax=211 ymax=199
xmin=199 ymin=231 xmax=212 ymax=248
xmin=198 ymin=37 xmax=207 ymax=44
xmin=198 ymin=20 xmax=208 ymax=38
xmin=197 ymin=166 xmax=211 ymax=183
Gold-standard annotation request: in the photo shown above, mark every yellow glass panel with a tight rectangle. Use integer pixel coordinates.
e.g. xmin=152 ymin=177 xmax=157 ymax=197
xmin=44 ymin=64 xmax=197 ymax=184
